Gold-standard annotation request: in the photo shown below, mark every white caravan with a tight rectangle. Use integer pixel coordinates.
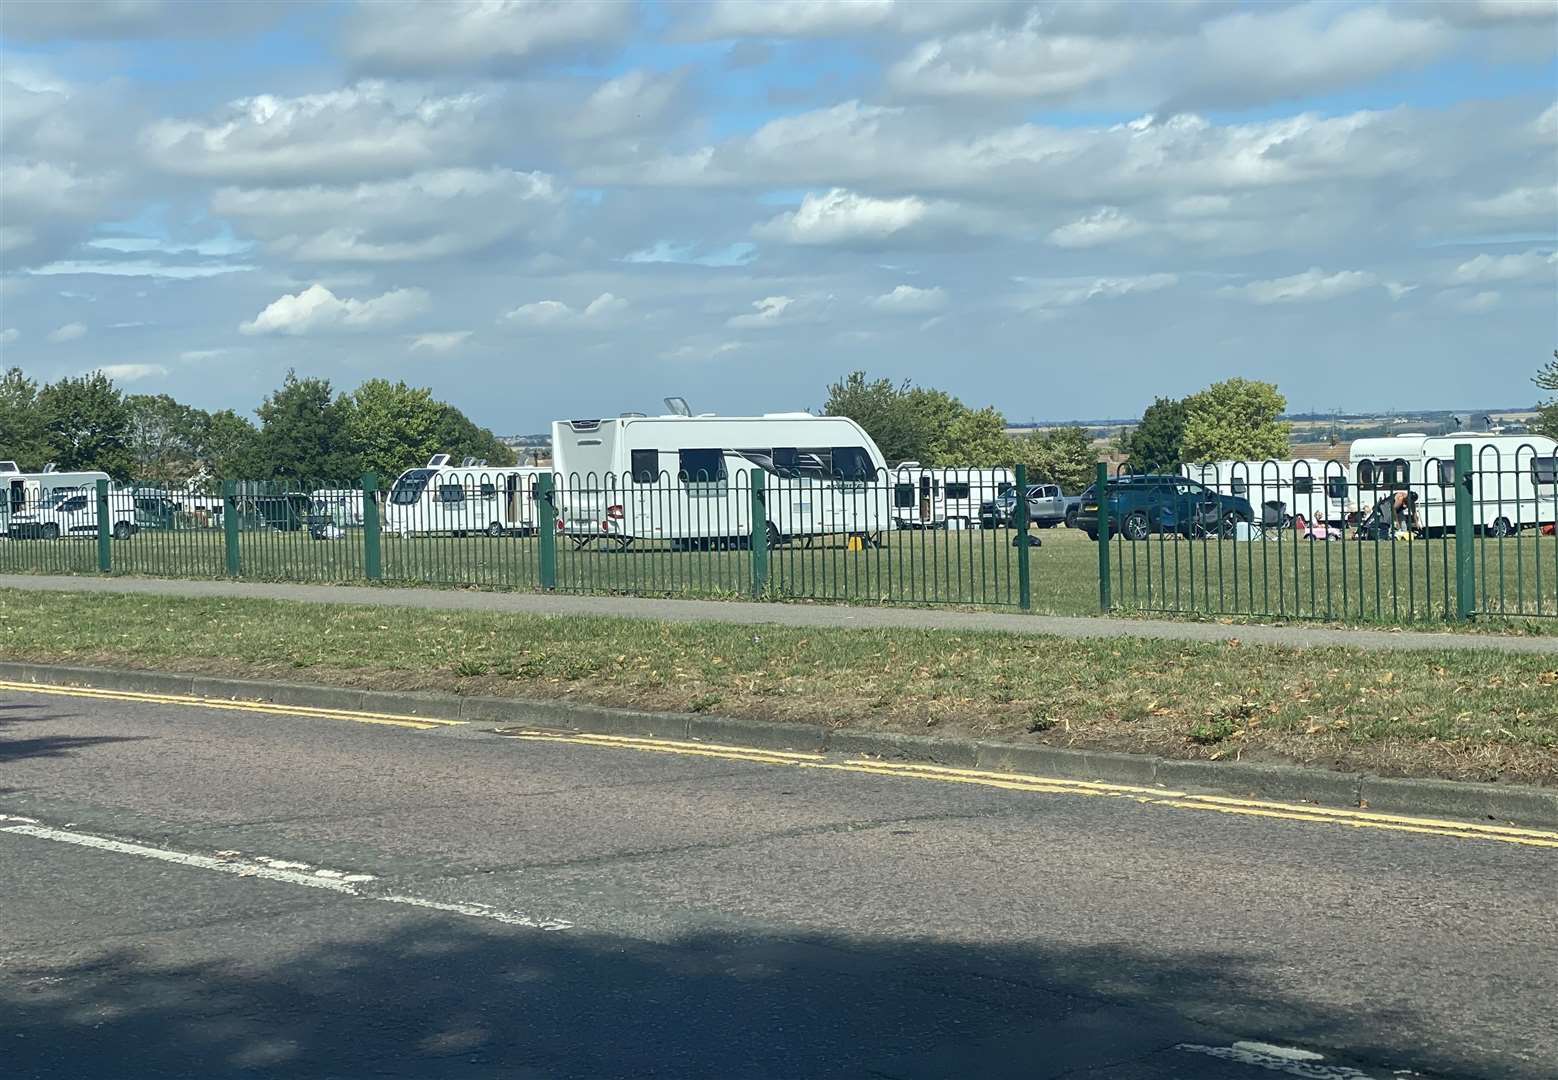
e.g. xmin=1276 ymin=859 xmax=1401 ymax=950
xmin=1181 ymin=459 xmax=1350 ymax=527
xmin=890 ymin=465 xmax=1014 ymax=529
xmin=1349 ymin=434 xmax=1558 ymax=536
xmin=384 ymin=456 xmax=552 ymax=537
xmin=551 ymin=411 xmax=890 ymax=547
xmin=1 ymin=464 xmax=122 ymax=537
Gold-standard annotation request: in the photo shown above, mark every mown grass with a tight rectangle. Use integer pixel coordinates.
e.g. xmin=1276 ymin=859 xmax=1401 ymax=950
xmin=2 ymin=588 xmax=1553 ymax=784
xmin=2 ymin=522 xmax=1555 ymax=627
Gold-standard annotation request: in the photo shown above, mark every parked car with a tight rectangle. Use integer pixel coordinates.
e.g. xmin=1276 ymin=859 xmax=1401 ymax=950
xmin=1074 ymin=475 xmax=1253 ymax=541
xmin=979 ymin=484 xmax=1083 ymax=529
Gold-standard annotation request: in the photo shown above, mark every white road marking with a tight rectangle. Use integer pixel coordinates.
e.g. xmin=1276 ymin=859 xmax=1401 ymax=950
xmin=378 ymin=894 xmax=573 ymax=931
xmin=1177 ymin=1042 xmax=1380 ymax=1078
xmin=1 ymin=817 xmax=571 ymax=932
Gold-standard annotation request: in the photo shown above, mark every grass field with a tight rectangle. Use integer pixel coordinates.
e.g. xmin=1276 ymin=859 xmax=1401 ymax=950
xmin=1 ymin=587 xmax=1553 ymax=784
xmin=2 ymin=520 xmax=1555 ymax=626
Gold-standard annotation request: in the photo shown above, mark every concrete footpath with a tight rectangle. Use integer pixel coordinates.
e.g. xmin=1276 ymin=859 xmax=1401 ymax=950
xmin=3 ymin=572 xmax=1557 ymax=654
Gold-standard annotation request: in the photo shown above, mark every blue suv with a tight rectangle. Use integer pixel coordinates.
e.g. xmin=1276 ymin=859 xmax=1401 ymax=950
xmin=1075 ymin=475 xmax=1253 ymax=541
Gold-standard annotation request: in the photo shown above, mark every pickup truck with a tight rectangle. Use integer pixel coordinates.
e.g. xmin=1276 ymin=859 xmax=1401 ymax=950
xmin=979 ymin=484 xmax=1082 ymax=529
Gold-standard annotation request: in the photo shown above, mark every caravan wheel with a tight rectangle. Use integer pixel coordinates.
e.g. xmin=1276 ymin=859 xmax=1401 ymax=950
xmin=42 ymin=523 xmax=61 ymax=541
xmin=1489 ymin=517 xmax=1514 ymax=539
xmin=766 ymin=521 xmax=781 ymax=549
xmin=112 ymin=521 xmax=133 ymax=540
xmin=486 ymin=521 xmax=504 ymax=538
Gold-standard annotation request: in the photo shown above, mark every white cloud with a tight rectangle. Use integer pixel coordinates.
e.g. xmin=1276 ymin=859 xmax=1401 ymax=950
xmin=409 ymin=330 xmax=474 ymax=352
xmin=47 ymin=322 xmax=87 ymax=343
xmin=756 ymin=188 xmax=944 ymax=246
xmin=1384 ymin=282 xmax=1418 ymax=301
xmin=92 ymin=363 xmax=168 ymax=382
xmin=502 ymin=292 xmax=626 ymax=328
xmin=728 ymin=295 xmax=796 ymax=328
xmin=239 ymin=284 xmax=429 ymax=335
xmin=889 ymin=20 xmax=1133 ymax=101
xmin=869 ymin=284 xmax=947 ymax=313
xmin=1019 ymin=274 xmax=1178 ymax=310
xmin=1452 ymin=250 xmax=1557 ymax=284
xmin=1443 ymin=289 xmax=1502 ymax=314
xmin=212 ymin=168 xmax=562 ymax=262
xmin=661 ymin=340 xmax=743 ymax=362
xmin=1047 ymin=207 xmax=1144 ymax=248
xmin=180 ymin=349 xmax=229 ymax=362
xmin=1227 ymin=268 xmax=1378 ymax=304
xmin=27 ymin=259 xmax=254 ymax=279
xmin=0 ymin=329 xmax=18 ymax=344
xmin=1464 ymin=183 xmax=1558 ymax=222
xmin=345 ymin=0 xmax=632 ymax=75
xmin=697 ymin=0 xmax=896 ymax=38
xmin=142 ymin=84 xmax=488 ymax=184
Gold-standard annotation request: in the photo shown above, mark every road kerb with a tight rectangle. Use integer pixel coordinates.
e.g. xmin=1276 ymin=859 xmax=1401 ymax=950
xmin=0 ymin=660 xmax=1552 ymax=828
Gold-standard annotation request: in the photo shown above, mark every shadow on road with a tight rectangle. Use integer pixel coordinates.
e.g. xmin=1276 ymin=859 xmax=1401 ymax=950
xmin=1 ymin=915 xmax=1490 ymax=1080
xmin=0 ymin=704 xmax=146 ymax=763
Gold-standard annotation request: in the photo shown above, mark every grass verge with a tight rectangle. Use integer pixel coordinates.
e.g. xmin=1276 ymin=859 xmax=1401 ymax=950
xmin=1 ymin=587 xmax=1554 ymax=785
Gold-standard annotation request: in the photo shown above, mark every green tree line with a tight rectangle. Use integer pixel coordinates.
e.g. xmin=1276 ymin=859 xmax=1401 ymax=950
xmin=0 ymin=368 xmax=514 ymax=484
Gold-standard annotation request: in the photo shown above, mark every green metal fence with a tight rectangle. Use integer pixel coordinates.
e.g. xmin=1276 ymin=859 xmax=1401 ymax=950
xmin=1095 ymin=444 xmax=1557 ymax=623
xmin=2 ymin=445 xmax=1553 ymax=625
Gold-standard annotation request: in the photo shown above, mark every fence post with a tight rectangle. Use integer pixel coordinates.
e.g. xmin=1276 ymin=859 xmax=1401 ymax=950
xmin=749 ymin=469 xmax=768 ymax=599
xmin=361 ymin=472 xmax=382 ymax=581
xmin=1013 ymin=464 xmax=1031 ymax=610
xmin=1454 ymin=443 xmax=1474 ymax=621
xmin=536 ymin=473 xmax=557 ymax=590
xmin=222 ymin=479 xmax=240 ymax=577
xmin=95 ymin=479 xmax=112 ymax=573
xmin=1096 ymin=462 xmax=1111 ymax=612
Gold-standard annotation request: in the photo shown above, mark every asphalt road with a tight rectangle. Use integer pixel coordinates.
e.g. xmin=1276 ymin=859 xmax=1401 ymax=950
xmin=2 ymin=687 xmax=1554 ymax=1080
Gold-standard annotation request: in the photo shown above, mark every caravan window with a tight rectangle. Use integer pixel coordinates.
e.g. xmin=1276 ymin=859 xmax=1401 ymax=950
xmin=1292 ymin=476 xmax=1314 ymax=496
xmin=631 ymin=450 xmax=660 ymax=483
xmin=438 ymin=484 xmax=465 ymax=504
xmin=894 ymin=483 xmax=916 ymax=508
xmin=1328 ymin=475 xmax=1349 ymax=501
xmin=678 ymin=449 xmax=726 ymax=483
xmin=479 ymin=482 xmax=497 ymax=498
xmin=1230 ymin=478 xmax=1248 ymax=496
xmin=944 ymin=482 xmax=971 ymax=500
xmin=830 ymin=446 xmax=877 ymax=482
xmin=1533 ymin=457 xmax=1558 ymax=486
xmin=389 ymin=469 xmax=435 ymax=505
xmin=1434 ymin=460 xmax=1456 ymax=488
xmin=1359 ymin=459 xmax=1410 ymax=489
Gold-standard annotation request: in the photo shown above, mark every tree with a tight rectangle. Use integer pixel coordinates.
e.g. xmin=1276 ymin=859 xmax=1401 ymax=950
xmin=126 ymin=394 xmax=206 ymax=484
xmin=347 ymin=379 xmax=445 ymax=479
xmin=1536 ymin=350 xmax=1558 ymax=440
xmin=823 ymin=372 xmax=980 ymax=464
xmin=0 ymin=367 xmax=53 ymax=469
xmin=1119 ymin=397 xmax=1188 ymax=473
xmin=252 ymin=371 xmax=361 ymax=483
xmin=1180 ymin=378 xmax=1291 ymax=463
xmin=195 ymin=409 xmax=259 ymax=480
xmin=432 ymin=404 xmax=517 ymax=467
xmin=929 ymin=406 xmax=1011 ymax=466
xmin=1014 ymin=426 xmax=1097 ymax=491
xmin=37 ymin=372 xmax=133 ymax=476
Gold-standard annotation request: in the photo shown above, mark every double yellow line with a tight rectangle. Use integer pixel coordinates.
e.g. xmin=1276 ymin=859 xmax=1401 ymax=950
xmin=4 ymin=678 xmax=1554 ymax=848
xmin=0 ymin=679 xmax=462 ymax=731
xmin=500 ymin=730 xmax=1558 ymax=849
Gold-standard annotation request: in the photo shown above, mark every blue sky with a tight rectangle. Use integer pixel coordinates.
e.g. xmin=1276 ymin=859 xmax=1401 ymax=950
xmin=2 ymin=0 xmax=1555 ymax=433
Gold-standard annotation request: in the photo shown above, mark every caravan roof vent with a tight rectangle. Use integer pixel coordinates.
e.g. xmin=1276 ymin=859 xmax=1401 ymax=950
xmin=428 ymin=454 xmax=452 ymax=468
xmin=620 ymin=411 xmax=647 ymax=418
xmin=663 ymin=396 xmax=691 ymax=417
xmin=0 ymin=461 xmax=18 ymax=474
xmin=569 ymin=419 xmax=601 ymax=431
xmin=42 ymin=463 xmax=58 ymax=473
xmin=460 ymin=456 xmax=477 ymax=467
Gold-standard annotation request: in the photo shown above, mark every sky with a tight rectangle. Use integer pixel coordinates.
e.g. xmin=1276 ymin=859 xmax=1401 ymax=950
xmin=1 ymin=0 xmax=1555 ymax=434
